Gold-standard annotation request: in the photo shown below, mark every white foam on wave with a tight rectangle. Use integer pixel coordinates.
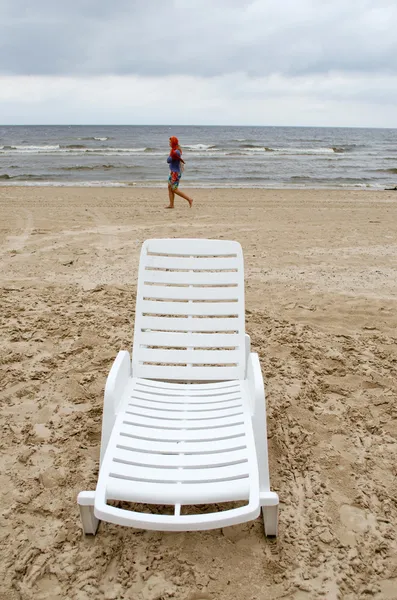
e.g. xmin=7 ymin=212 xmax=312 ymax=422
xmin=270 ymin=147 xmax=334 ymax=155
xmin=65 ymin=147 xmax=148 ymax=154
xmin=0 ymin=180 xmax=381 ymax=190
xmin=0 ymin=144 xmax=60 ymax=152
xmin=0 ymin=145 xmax=152 ymax=155
xmin=240 ymin=146 xmax=335 ymax=155
xmin=183 ymin=144 xmax=216 ymax=151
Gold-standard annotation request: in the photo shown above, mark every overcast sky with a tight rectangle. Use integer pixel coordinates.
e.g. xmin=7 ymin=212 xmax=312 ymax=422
xmin=1 ymin=0 xmax=397 ymax=127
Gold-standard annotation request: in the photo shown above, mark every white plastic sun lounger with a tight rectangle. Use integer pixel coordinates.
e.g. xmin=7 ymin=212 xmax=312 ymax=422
xmin=77 ymin=239 xmax=279 ymax=536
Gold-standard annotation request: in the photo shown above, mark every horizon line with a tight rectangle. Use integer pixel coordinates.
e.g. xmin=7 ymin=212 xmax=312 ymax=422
xmin=1 ymin=124 xmax=397 ymax=130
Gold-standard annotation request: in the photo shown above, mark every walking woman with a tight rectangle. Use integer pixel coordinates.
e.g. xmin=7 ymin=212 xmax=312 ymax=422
xmin=166 ymin=136 xmax=193 ymax=209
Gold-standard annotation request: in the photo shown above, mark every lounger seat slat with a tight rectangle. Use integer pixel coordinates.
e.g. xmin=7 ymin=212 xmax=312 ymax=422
xmin=126 ymin=401 xmax=243 ymax=418
xmin=139 ymin=331 xmax=241 ymax=348
xmin=140 ymin=316 xmax=241 ymax=332
xmin=145 ymin=255 xmax=239 ymax=270
xmin=112 ymin=447 xmax=248 ymax=468
xmin=109 ymin=460 xmax=250 ymax=484
xmin=141 ymin=300 xmax=241 ymax=317
xmin=135 ymin=365 xmax=240 ymax=381
xmin=141 ymin=284 xmax=240 ymax=301
xmin=115 ymin=434 xmax=247 ymax=455
xmin=118 ymin=420 xmax=246 ymax=442
xmin=129 ymin=393 xmax=242 ymax=406
xmin=144 ymin=239 xmax=239 ymax=256
xmin=106 ymin=478 xmax=250 ymax=504
xmin=134 ymin=379 xmax=241 ymax=395
xmin=143 ymin=269 xmax=240 ymax=285
xmin=137 ymin=348 xmax=241 ymax=365
xmin=122 ymin=411 xmax=245 ymax=430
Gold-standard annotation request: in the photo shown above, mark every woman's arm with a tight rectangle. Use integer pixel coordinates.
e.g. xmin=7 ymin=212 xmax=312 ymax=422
xmin=169 ymin=149 xmax=181 ymax=160
xmin=169 ymin=148 xmax=185 ymax=164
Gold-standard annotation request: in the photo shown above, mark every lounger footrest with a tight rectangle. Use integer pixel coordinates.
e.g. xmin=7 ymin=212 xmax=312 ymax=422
xmin=93 ymin=498 xmax=260 ymax=532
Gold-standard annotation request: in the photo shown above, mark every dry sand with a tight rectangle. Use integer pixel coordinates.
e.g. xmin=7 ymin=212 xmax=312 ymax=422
xmin=1 ymin=186 xmax=397 ymax=600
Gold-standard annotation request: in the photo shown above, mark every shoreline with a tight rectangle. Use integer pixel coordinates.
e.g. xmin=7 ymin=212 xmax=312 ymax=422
xmin=0 ymin=182 xmax=395 ymax=190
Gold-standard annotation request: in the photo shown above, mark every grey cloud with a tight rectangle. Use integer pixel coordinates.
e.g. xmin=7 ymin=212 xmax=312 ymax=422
xmin=1 ymin=0 xmax=397 ymax=77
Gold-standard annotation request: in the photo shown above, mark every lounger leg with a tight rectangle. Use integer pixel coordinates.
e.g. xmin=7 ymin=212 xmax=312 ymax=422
xmin=262 ymin=505 xmax=278 ymax=537
xmin=77 ymin=491 xmax=100 ymax=535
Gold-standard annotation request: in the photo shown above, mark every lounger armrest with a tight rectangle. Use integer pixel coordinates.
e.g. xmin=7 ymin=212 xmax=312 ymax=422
xmin=104 ymin=350 xmax=131 ymax=410
xmin=245 ymin=333 xmax=251 ymax=370
xmin=246 ymin=352 xmax=265 ymax=416
xmin=100 ymin=350 xmax=131 ymax=464
xmin=246 ymin=352 xmax=272 ymax=494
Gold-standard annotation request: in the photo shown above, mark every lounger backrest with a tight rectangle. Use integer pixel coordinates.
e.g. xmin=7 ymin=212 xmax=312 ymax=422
xmin=132 ymin=239 xmax=246 ymax=381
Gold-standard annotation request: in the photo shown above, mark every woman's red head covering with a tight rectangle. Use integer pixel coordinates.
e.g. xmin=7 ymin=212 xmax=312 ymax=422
xmin=169 ymin=136 xmax=179 ymax=150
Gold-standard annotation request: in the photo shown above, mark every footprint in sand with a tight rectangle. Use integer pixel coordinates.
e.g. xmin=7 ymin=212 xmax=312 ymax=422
xmin=1 ymin=207 xmax=34 ymax=256
xmin=339 ymin=504 xmax=377 ymax=534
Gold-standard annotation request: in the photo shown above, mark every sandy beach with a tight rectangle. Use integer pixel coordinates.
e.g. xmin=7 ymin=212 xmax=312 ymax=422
xmin=1 ymin=186 xmax=397 ymax=600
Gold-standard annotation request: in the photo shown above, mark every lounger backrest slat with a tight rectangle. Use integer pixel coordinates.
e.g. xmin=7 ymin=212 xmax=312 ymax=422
xmin=132 ymin=239 xmax=246 ymax=381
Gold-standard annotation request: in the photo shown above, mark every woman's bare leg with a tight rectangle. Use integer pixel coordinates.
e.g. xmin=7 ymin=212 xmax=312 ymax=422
xmin=166 ymin=184 xmax=175 ymax=208
xmin=174 ymin=188 xmax=193 ymax=207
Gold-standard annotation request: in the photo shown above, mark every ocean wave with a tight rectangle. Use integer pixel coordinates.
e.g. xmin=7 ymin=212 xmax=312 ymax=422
xmin=272 ymin=147 xmax=335 ymax=155
xmin=380 ymin=167 xmax=397 ymax=174
xmin=0 ymin=179 xmax=384 ymax=190
xmin=0 ymin=145 xmax=151 ymax=155
xmin=79 ymin=136 xmax=110 ymax=141
xmin=239 ymin=144 xmax=271 ymax=149
xmin=0 ymin=173 xmax=54 ymax=180
xmin=0 ymin=143 xmax=346 ymax=157
xmin=244 ymin=146 xmax=274 ymax=152
xmin=0 ymin=180 xmax=143 ymax=188
xmin=60 ymin=164 xmax=139 ymax=171
xmin=0 ymin=144 xmax=60 ymax=152
xmin=60 ymin=164 xmax=116 ymax=171
xmin=231 ymin=145 xmax=337 ymax=155
xmin=290 ymin=175 xmax=372 ymax=183
xmin=183 ymin=144 xmax=216 ymax=151
xmin=217 ymin=175 xmax=272 ymax=181
xmin=61 ymin=144 xmax=87 ymax=149
xmin=78 ymin=147 xmax=148 ymax=154
xmin=331 ymin=146 xmax=358 ymax=153
xmin=234 ymin=142 xmax=347 ymax=154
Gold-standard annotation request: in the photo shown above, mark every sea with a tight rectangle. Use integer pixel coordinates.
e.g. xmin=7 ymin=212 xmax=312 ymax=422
xmin=1 ymin=125 xmax=396 ymax=189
